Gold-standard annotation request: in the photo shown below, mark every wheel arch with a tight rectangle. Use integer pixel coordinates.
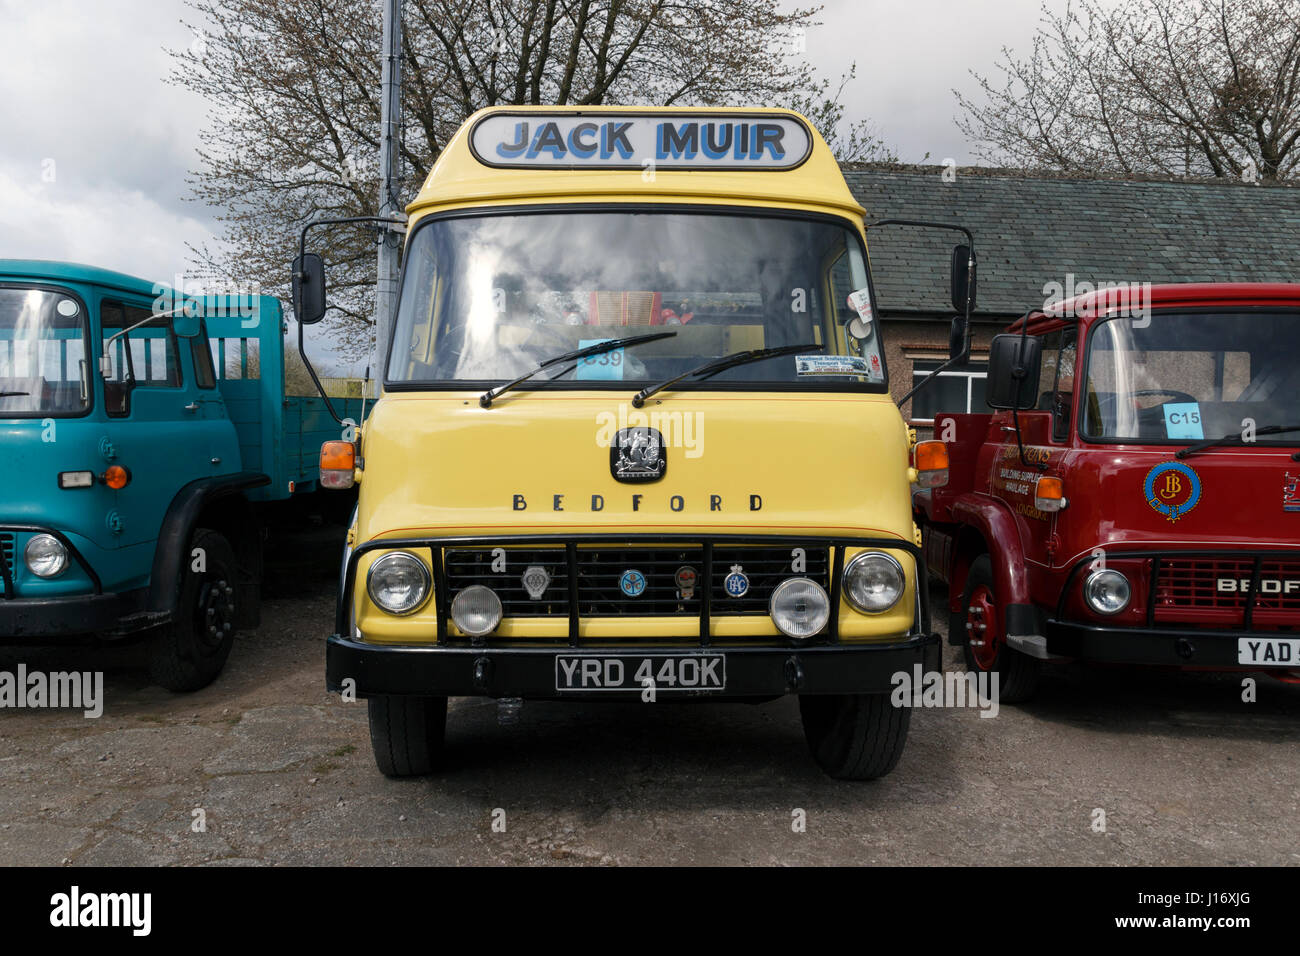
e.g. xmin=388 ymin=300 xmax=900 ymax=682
xmin=147 ymin=472 xmax=270 ymax=626
xmin=948 ymin=494 xmax=1032 ymax=611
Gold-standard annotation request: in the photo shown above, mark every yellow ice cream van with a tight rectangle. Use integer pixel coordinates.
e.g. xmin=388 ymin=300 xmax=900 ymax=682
xmin=294 ymin=107 xmax=972 ymax=779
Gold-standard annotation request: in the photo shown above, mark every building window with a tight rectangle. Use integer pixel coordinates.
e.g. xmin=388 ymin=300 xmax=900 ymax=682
xmin=910 ymin=358 xmax=988 ymax=422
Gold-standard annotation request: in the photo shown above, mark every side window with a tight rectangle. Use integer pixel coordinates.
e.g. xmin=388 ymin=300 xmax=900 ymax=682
xmin=192 ymin=321 xmax=216 ymax=389
xmin=911 ymin=358 xmax=989 ymax=423
xmin=101 ymin=300 xmax=183 ymax=416
xmin=1037 ymin=328 xmax=1078 ymax=442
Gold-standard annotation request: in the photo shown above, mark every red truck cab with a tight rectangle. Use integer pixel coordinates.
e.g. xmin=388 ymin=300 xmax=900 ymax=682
xmin=916 ymin=283 xmax=1300 ymax=699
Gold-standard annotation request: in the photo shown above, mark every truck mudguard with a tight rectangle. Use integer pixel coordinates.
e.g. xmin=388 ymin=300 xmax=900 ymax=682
xmin=147 ymin=472 xmax=271 ymax=620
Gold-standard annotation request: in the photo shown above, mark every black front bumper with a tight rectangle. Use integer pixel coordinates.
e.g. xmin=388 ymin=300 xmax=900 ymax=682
xmin=326 ymin=633 xmax=941 ymax=700
xmin=1045 ymin=620 xmax=1295 ymax=668
xmin=0 ymin=592 xmax=123 ymax=639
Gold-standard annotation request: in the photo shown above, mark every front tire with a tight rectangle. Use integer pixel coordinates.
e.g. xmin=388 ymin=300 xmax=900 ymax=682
xmin=960 ymin=554 xmax=1040 ymax=702
xmin=799 ymin=692 xmax=911 ymax=780
xmin=368 ymin=695 xmax=448 ymax=777
xmin=148 ymin=528 xmax=239 ymax=692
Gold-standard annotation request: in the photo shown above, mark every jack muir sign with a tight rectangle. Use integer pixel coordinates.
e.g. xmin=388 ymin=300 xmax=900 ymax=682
xmin=469 ymin=112 xmax=813 ymax=170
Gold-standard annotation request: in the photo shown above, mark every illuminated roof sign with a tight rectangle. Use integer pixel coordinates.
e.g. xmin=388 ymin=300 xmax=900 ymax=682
xmin=469 ymin=112 xmax=813 ymax=171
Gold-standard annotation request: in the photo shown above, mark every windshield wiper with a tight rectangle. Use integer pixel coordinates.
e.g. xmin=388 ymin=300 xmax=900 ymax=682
xmin=0 ymin=391 xmax=29 ymax=397
xmin=632 ymin=343 xmax=823 ymax=408
xmin=1176 ymin=424 xmax=1300 ymax=459
xmin=479 ymin=331 xmax=677 ymax=408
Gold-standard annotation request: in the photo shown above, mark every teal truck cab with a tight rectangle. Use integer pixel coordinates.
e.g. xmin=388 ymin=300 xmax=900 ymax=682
xmin=0 ymin=260 xmax=363 ymax=690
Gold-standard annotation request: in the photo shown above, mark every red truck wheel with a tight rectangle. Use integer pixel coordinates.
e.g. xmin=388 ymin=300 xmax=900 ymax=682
xmin=960 ymin=555 xmax=1040 ymax=702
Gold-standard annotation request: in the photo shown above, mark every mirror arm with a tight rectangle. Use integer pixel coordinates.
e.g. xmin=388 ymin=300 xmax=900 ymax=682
xmin=1010 ymin=318 xmax=1048 ymax=472
xmin=292 ymin=215 xmax=407 ymax=426
xmin=896 ymin=350 xmax=968 ymax=409
xmin=99 ymin=303 xmax=194 ymax=376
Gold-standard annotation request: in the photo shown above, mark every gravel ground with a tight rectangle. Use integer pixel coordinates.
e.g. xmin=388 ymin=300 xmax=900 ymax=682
xmin=1 ymin=529 xmax=1297 ymax=866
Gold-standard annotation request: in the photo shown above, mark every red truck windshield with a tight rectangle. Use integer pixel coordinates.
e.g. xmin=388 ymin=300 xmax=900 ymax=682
xmin=1080 ymin=311 xmax=1300 ymax=444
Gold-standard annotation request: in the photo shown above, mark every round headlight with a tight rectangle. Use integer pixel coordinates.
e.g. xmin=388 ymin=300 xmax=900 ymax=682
xmin=366 ymin=551 xmax=430 ymax=615
xmin=24 ymin=534 xmax=68 ymax=578
xmin=1084 ymin=569 xmax=1130 ymax=615
xmin=770 ymin=577 xmax=831 ymax=639
xmin=843 ymin=551 xmax=905 ymax=613
xmin=451 ymin=585 xmax=503 ymax=637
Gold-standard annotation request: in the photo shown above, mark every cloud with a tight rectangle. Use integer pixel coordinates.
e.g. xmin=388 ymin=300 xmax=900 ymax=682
xmin=809 ymin=0 xmax=1050 ymax=164
xmin=0 ymin=0 xmax=216 ymax=277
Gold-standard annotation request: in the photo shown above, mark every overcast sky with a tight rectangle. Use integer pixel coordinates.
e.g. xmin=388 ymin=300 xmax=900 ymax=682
xmin=0 ymin=0 xmax=1053 ymax=371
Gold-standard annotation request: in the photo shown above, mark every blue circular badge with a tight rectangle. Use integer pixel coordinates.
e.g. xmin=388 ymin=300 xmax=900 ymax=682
xmin=619 ymin=569 xmax=647 ymax=597
xmin=723 ymin=565 xmax=750 ymax=598
xmin=1143 ymin=461 xmax=1202 ymax=523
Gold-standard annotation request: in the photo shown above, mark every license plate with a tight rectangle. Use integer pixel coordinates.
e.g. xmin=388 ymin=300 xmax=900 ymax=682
xmin=554 ymin=654 xmax=726 ymax=692
xmin=1237 ymin=637 xmax=1300 ymax=667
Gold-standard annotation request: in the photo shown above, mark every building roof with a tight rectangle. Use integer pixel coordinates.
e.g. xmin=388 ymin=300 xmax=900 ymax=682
xmin=842 ymin=167 xmax=1300 ymax=322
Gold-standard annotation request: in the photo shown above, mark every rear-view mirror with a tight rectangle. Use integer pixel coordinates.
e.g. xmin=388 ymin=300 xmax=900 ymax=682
xmin=292 ymin=253 xmax=327 ymax=325
xmin=985 ymin=333 xmax=1043 ymax=410
xmin=951 ymin=244 xmax=977 ymax=314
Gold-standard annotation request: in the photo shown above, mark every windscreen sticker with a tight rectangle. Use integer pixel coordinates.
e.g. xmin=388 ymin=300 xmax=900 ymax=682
xmin=576 ymin=339 xmax=625 ymax=381
xmin=1163 ymin=402 xmax=1204 ymax=440
xmin=846 ymin=288 xmax=874 ymax=339
xmin=795 ymin=355 xmax=871 ymax=377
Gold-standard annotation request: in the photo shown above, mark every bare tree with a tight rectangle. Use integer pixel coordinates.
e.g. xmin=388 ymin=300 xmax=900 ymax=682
xmin=173 ymin=0 xmax=889 ymax=362
xmin=956 ymin=0 xmax=1300 ymax=184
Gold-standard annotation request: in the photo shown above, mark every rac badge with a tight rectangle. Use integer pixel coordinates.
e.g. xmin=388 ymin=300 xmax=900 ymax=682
xmin=610 ymin=427 xmax=666 ymax=483
xmin=1143 ymin=461 xmax=1202 ymax=523
xmin=723 ymin=564 xmax=750 ymax=598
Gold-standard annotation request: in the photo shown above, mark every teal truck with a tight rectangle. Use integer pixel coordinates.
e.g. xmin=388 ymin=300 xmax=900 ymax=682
xmin=0 ymin=260 xmax=364 ymax=690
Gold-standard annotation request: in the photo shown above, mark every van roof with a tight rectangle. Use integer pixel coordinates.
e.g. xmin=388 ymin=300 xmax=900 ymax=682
xmin=408 ymin=106 xmax=865 ymax=222
xmin=0 ymin=259 xmax=162 ymax=298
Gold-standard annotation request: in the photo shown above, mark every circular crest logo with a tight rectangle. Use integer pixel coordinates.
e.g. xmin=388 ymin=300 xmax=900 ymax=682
xmin=1143 ymin=461 xmax=1202 ymax=523
xmin=619 ymin=569 xmax=647 ymax=597
xmin=723 ymin=564 xmax=750 ymax=598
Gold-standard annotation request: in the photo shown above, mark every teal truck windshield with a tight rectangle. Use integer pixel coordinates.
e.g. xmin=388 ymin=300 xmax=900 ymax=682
xmin=387 ymin=210 xmax=884 ymax=389
xmin=1082 ymin=311 xmax=1300 ymax=442
xmin=0 ymin=286 xmax=90 ymax=417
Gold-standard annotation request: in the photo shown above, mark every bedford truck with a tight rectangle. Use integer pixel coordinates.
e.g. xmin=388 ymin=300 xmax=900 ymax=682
xmin=916 ymin=282 xmax=1300 ymax=699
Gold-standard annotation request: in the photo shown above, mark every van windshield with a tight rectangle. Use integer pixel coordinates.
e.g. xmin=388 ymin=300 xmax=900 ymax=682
xmin=1081 ymin=311 xmax=1300 ymax=443
xmin=387 ymin=209 xmax=885 ymax=390
xmin=0 ymin=286 xmax=91 ymax=417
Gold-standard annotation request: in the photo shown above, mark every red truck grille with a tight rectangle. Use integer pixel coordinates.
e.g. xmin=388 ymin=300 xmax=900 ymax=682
xmin=1154 ymin=557 xmax=1300 ymax=626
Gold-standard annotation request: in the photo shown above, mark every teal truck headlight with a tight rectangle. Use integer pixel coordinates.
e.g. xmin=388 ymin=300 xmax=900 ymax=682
xmin=24 ymin=534 xmax=68 ymax=578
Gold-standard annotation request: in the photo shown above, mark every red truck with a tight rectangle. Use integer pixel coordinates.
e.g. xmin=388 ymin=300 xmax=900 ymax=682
xmin=916 ymin=283 xmax=1300 ymax=699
